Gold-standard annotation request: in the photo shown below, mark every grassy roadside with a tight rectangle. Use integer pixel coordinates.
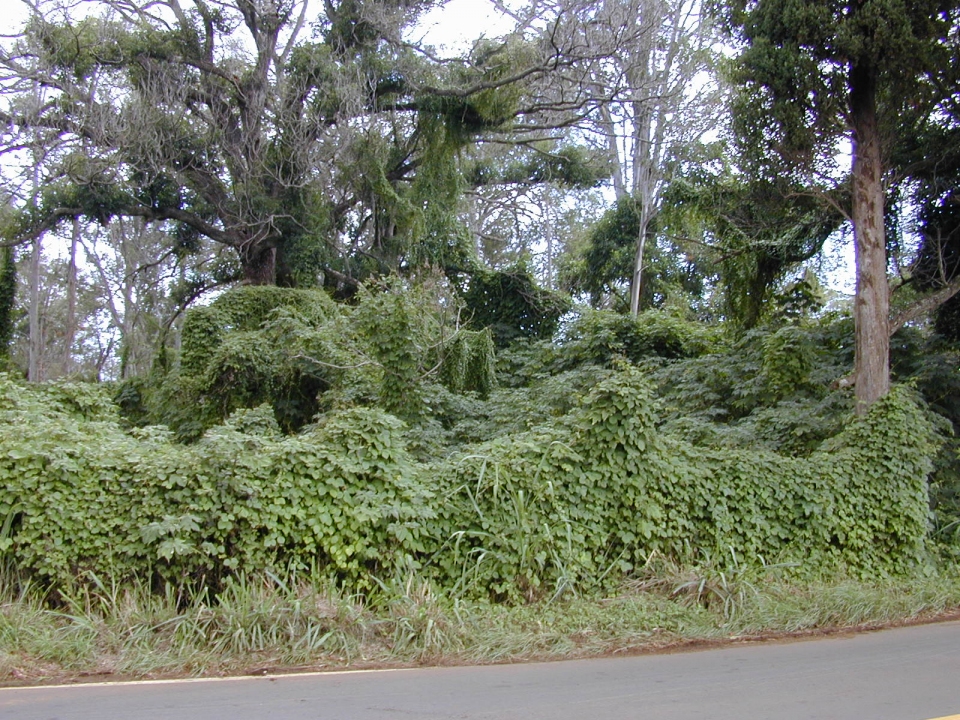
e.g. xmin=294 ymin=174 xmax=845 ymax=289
xmin=3 ymin=562 xmax=960 ymax=686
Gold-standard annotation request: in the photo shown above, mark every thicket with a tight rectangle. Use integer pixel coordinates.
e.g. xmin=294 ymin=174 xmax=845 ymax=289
xmin=2 ymin=282 xmax=958 ymax=603
xmin=0 ymin=364 xmax=945 ymax=599
xmin=117 ymin=282 xmax=497 ymax=439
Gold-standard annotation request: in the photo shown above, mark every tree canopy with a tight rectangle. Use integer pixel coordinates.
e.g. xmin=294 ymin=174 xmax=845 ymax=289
xmin=728 ymin=0 xmax=960 ymax=410
xmin=0 ymin=0 xmax=605 ymax=289
xmin=0 ymin=0 xmax=958 ymax=454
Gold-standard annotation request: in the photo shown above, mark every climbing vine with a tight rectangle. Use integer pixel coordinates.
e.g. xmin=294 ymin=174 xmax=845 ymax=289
xmin=0 ymin=364 xmax=941 ymax=599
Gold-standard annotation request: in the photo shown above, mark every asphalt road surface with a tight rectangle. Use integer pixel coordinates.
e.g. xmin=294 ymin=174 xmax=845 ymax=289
xmin=2 ymin=620 xmax=959 ymax=720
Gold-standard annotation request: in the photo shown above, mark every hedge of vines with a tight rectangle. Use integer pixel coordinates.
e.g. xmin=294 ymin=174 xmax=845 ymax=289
xmin=122 ymin=283 xmax=497 ymax=438
xmin=0 ymin=364 xmax=940 ymax=599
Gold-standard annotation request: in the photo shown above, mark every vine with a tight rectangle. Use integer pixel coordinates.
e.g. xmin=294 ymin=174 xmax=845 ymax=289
xmin=0 ymin=366 xmax=941 ymax=600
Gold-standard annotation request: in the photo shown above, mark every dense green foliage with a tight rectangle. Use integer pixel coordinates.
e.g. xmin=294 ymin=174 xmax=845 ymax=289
xmin=459 ymin=266 xmax=572 ymax=347
xmin=0 ymin=378 xmax=432 ymax=586
xmin=664 ymin=175 xmax=842 ymax=326
xmin=0 ymin=345 xmax=946 ymax=599
xmin=560 ymin=197 xmax=710 ymax=314
xmin=119 ymin=283 xmax=497 ymax=438
xmin=2 ymin=4 xmax=959 ymax=677
xmin=0 ymin=246 xmax=15 ymax=362
xmin=4 ymin=271 xmax=958 ymax=606
xmin=427 ymin=369 xmax=938 ymax=601
xmin=728 ymin=0 xmax=956 ymax=181
xmin=555 ymin=309 xmax=717 ymax=368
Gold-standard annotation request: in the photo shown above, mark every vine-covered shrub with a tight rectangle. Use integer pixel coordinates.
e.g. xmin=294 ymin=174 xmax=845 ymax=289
xmin=180 ymin=286 xmax=337 ymax=376
xmin=438 ymin=328 xmax=496 ymax=398
xmin=424 ymin=368 xmax=938 ymax=600
xmin=138 ymin=286 xmax=347 ymax=437
xmin=649 ymin=319 xmax=855 ymax=454
xmin=761 ymin=324 xmax=818 ymax=399
xmin=460 ymin=266 xmax=572 ymax=347
xmin=0 ymin=375 xmax=432 ymax=585
xmin=555 ymin=308 xmax=715 ymax=369
xmin=123 ymin=281 xmax=495 ymax=437
xmin=355 ymin=285 xmax=424 ymax=417
xmin=0 ymin=367 xmax=941 ymax=598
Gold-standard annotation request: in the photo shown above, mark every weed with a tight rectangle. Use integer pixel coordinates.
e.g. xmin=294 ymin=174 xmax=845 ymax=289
xmin=2 ymin=562 xmax=959 ymax=685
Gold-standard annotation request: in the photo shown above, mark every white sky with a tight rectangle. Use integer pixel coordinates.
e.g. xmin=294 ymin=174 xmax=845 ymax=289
xmin=0 ymin=0 xmax=510 ymax=47
xmin=415 ymin=0 xmax=515 ymax=52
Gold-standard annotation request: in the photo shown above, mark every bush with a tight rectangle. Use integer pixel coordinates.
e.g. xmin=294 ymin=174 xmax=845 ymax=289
xmin=0 ymin=366 xmax=942 ymax=601
xmin=0 ymin=376 xmax=433 ymax=587
xmin=555 ymin=308 xmax=715 ymax=370
xmin=121 ymin=281 xmax=493 ymax=437
xmin=423 ymin=367 xmax=938 ymax=601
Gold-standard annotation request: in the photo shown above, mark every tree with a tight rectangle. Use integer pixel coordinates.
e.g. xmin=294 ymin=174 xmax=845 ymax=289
xmin=486 ymin=0 xmax=721 ymax=315
xmin=577 ymin=0 xmax=719 ymax=316
xmin=0 ymin=0 xmax=416 ymax=285
xmin=663 ymin=168 xmax=844 ymax=327
xmin=5 ymin=241 xmax=112 ymax=380
xmin=79 ymin=217 xmax=233 ymax=378
xmin=558 ymin=195 xmax=713 ymax=313
xmin=893 ymin=121 xmax=960 ymax=340
xmin=730 ymin=0 xmax=959 ymax=412
xmin=0 ymin=0 xmax=618 ymax=292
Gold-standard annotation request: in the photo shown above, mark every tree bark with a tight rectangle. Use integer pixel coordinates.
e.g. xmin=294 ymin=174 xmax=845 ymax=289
xmin=241 ymin=245 xmax=277 ymax=285
xmin=849 ymin=60 xmax=890 ymax=414
xmin=629 ymin=205 xmax=650 ymax=316
xmin=543 ymin=186 xmax=555 ymax=288
xmin=28 ymin=235 xmax=42 ymax=382
xmin=63 ymin=218 xmax=79 ymax=376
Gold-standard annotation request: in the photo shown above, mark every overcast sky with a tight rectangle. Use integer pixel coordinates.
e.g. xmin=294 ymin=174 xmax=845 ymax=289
xmin=415 ymin=0 xmax=514 ymax=52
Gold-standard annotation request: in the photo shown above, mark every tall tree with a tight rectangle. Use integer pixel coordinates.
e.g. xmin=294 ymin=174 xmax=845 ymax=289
xmin=582 ymin=0 xmax=719 ymax=315
xmin=0 ymin=0 xmax=610 ymax=290
xmin=489 ymin=0 xmax=721 ymax=314
xmin=614 ymin=0 xmax=716 ymax=316
xmin=730 ymin=0 xmax=959 ymax=412
xmin=1 ymin=0 xmax=415 ymax=285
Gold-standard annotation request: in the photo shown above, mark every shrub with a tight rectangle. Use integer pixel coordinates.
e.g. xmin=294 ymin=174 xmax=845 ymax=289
xmin=0 ymin=367 xmax=942 ymax=602
xmin=423 ymin=368 xmax=939 ymax=600
xmin=555 ymin=308 xmax=715 ymax=370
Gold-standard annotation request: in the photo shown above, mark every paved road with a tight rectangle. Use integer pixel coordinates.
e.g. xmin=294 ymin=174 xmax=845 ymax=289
xmin=2 ymin=621 xmax=959 ymax=720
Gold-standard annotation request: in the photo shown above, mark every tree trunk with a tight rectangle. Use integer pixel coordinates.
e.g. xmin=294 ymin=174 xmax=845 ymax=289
xmin=543 ymin=186 xmax=554 ymax=288
xmin=629 ymin=202 xmax=652 ymax=317
xmin=241 ymin=245 xmax=277 ymax=285
xmin=28 ymin=235 xmax=42 ymax=382
xmin=849 ymin=61 xmax=890 ymax=414
xmin=64 ymin=218 xmax=79 ymax=376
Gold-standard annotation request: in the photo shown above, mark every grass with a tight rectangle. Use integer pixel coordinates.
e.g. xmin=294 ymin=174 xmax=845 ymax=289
xmin=2 ymin=559 xmax=960 ymax=686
